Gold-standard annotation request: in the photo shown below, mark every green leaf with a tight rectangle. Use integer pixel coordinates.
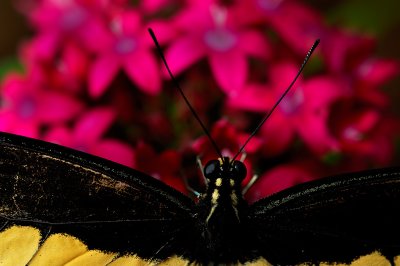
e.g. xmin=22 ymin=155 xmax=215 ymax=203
xmin=322 ymin=151 xmax=342 ymax=166
xmin=0 ymin=57 xmax=24 ymax=81
xmin=327 ymin=0 xmax=400 ymax=36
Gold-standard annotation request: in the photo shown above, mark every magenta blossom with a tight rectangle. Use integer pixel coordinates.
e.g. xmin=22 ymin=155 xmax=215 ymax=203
xmin=329 ymin=98 xmax=396 ymax=168
xmin=88 ymin=10 xmax=167 ymax=98
xmin=233 ymin=0 xmax=325 ymax=54
xmin=322 ymin=30 xmax=375 ymax=74
xmin=0 ymin=73 xmax=83 ymax=138
xmin=228 ymin=62 xmax=347 ymax=157
xmin=354 ymin=58 xmax=399 ymax=89
xmin=44 ymin=107 xmax=135 ymax=167
xmin=245 ymin=163 xmax=314 ymax=203
xmin=26 ymin=0 xmax=111 ymax=61
xmin=134 ymin=141 xmax=187 ymax=194
xmin=23 ymin=41 xmax=90 ymax=94
xmin=138 ymin=0 xmax=181 ymax=14
xmin=322 ymin=30 xmax=399 ymax=106
xmin=350 ymin=56 xmax=399 ymax=109
xmin=165 ymin=3 xmax=270 ymax=95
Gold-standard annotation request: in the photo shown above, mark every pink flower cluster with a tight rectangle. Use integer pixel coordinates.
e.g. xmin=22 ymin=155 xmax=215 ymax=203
xmin=1 ymin=0 xmax=398 ymax=202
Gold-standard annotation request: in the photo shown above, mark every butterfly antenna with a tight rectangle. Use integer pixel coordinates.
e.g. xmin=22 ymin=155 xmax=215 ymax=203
xmin=232 ymin=39 xmax=320 ymax=162
xmin=148 ymin=28 xmax=224 ymax=161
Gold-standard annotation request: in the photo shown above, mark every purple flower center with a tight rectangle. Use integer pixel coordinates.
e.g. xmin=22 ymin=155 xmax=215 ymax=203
xmin=18 ymin=96 xmax=36 ymax=119
xmin=256 ymin=0 xmax=284 ymax=11
xmin=60 ymin=7 xmax=87 ymax=31
xmin=357 ymin=60 xmax=373 ymax=78
xmin=114 ymin=37 xmax=137 ymax=55
xmin=343 ymin=127 xmax=363 ymax=141
xmin=279 ymin=89 xmax=304 ymax=115
xmin=204 ymin=28 xmax=237 ymax=52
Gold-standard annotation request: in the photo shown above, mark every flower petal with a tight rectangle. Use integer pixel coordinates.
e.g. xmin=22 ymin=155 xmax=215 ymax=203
xmin=357 ymin=59 xmax=399 ymax=87
xmin=164 ymin=37 xmax=205 ymax=76
xmin=209 ymin=50 xmax=247 ymax=95
xmin=245 ymin=164 xmax=313 ymax=203
xmin=44 ymin=127 xmax=73 ymax=147
xmin=238 ymin=30 xmax=270 ymax=59
xmin=227 ymin=83 xmax=275 ymax=112
xmin=143 ymin=20 xmax=178 ymax=46
xmin=92 ymin=139 xmax=135 ymax=167
xmin=0 ymin=111 xmax=39 ymax=139
xmin=74 ymin=107 xmax=116 ymax=143
xmin=38 ymin=92 xmax=83 ymax=123
xmin=26 ymin=33 xmax=60 ymax=62
xmin=261 ymin=110 xmax=296 ymax=156
xmin=118 ymin=10 xmax=141 ymax=34
xmin=123 ymin=51 xmax=161 ymax=95
xmin=297 ymin=111 xmax=340 ymax=155
xmin=88 ymin=54 xmax=120 ymax=98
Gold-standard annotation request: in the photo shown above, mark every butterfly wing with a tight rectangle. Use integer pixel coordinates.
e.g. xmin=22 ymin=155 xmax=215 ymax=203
xmin=247 ymin=168 xmax=400 ymax=265
xmin=0 ymin=132 xmax=196 ymax=260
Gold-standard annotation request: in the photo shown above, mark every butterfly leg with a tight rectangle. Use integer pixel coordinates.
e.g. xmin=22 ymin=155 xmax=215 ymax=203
xmin=197 ymin=156 xmax=207 ymax=184
xmin=239 ymin=151 xmax=247 ymax=162
xmin=183 ymin=175 xmax=201 ymax=198
xmin=241 ymin=174 xmax=259 ymax=195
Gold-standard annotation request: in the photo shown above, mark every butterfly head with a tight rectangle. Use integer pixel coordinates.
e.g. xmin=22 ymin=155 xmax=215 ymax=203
xmin=203 ymin=157 xmax=247 ymax=188
xmin=200 ymin=157 xmax=247 ymax=225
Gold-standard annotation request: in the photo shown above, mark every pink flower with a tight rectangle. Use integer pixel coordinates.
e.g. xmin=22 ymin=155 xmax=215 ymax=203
xmin=22 ymin=41 xmax=90 ymax=94
xmin=88 ymin=10 xmax=167 ymax=97
xmin=26 ymin=0 xmax=110 ymax=61
xmin=329 ymin=98 xmax=396 ymax=167
xmin=233 ymin=0 xmax=325 ymax=54
xmin=322 ymin=30 xmax=375 ymax=73
xmin=138 ymin=0 xmax=181 ymax=14
xmin=165 ymin=3 xmax=270 ymax=94
xmin=192 ymin=119 xmax=262 ymax=160
xmin=245 ymin=163 xmax=314 ymax=203
xmin=355 ymin=58 xmax=399 ymax=88
xmin=135 ymin=141 xmax=187 ymax=194
xmin=227 ymin=62 xmax=347 ymax=156
xmin=0 ymin=73 xmax=83 ymax=138
xmin=321 ymin=30 xmax=399 ymax=106
xmin=44 ymin=107 xmax=135 ymax=167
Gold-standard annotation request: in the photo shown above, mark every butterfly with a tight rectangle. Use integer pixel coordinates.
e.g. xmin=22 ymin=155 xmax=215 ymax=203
xmin=1 ymin=30 xmax=400 ymax=266
xmin=1 ymin=132 xmax=400 ymax=266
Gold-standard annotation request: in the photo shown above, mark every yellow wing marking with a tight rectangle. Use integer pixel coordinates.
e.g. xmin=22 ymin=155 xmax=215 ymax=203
xmin=0 ymin=226 xmax=398 ymax=265
xmin=66 ymin=250 xmax=117 ymax=265
xmin=29 ymin=233 xmax=88 ymax=265
xmin=301 ymin=251 xmax=391 ymax=266
xmin=0 ymin=225 xmax=40 ymax=266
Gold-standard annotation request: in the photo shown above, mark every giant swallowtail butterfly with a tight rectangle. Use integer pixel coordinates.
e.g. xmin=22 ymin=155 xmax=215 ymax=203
xmin=0 ymin=30 xmax=399 ymax=266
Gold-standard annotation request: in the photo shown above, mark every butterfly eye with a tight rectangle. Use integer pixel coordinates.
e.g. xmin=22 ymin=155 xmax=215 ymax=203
xmin=231 ymin=160 xmax=247 ymax=181
xmin=204 ymin=160 xmax=221 ymax=180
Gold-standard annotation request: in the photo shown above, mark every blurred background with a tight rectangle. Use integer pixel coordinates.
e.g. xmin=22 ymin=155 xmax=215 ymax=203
xmin=0 ymin=0 xmax=398 ymax=202
xmin=2 ymin=1 xmax=400 ymax=67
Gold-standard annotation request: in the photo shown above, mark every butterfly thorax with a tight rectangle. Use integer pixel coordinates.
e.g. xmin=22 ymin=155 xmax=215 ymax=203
xmin=194 ymin=157 xmax=250 ymax=263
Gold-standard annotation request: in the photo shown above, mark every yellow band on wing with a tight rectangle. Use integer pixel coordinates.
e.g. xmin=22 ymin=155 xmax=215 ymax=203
xmin=0 ymin=225 xmax=40 ymax=266
xmin=0 ymin=226 xmax=398 ymax=266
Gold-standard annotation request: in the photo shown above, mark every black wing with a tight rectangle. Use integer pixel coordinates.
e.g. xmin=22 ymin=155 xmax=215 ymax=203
xmin=0 ymin=132 xmax=196 ymax=260
xmin=247 ymin=167 xmax=400 ymax=265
